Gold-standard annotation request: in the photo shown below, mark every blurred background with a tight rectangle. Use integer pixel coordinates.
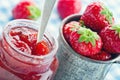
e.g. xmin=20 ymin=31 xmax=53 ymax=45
xmin=0 ymin=0 xmax=120 ymax=80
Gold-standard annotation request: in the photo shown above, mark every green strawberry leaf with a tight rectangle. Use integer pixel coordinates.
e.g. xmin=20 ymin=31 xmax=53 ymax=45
xmin=110 ymin=24 xmax=120 ymax=38
xmin=27 ymin=6 xmax=41 ymax=20
xmin=70 ymin=23 xmax=81 ymax=31
xmin=100 ymin=4 xmax=113 ymax=24
xmin=77 ymin=27 xmax=99 ymax=47
xmin=77 ymin=27 xmax=86 ymax=34
xmin=78 ymin=35 xmax=87 ymax=42
xmin=71 ymin=27 xmax=76 ymax=31
xmin=90 ymin=36 xmax=96 ymax=46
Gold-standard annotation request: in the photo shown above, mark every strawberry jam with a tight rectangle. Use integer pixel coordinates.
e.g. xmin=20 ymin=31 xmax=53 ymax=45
xmin=0 ymin=20 xmax=59 ymax=80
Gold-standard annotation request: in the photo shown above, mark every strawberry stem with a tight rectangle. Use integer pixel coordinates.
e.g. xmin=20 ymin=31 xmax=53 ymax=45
xmin=77 ymin=27 xmax=99 ymax=46
xmin=79 ymin=20 xmax=86 ymax=27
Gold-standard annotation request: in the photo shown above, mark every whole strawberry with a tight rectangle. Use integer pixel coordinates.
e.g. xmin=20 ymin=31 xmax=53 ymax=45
xmin=90 ymin=51 xmax=111 ymax=61
xmin=99 ymin=25 xmax=120 ymax=54
xmin=57 ymin=0 xmax=82 ymax=19
xmin=63 ymin=21 xmax=80 ymax=42
xmin=33 ymin=40 xmax=50 ymax=56
xmin=70 ymin=27 xmax=102 ymax=56
xmin=12 ymin=0 xmax=41 ymax=20
xmin=81 ymin=2 xmax=114 ymax=32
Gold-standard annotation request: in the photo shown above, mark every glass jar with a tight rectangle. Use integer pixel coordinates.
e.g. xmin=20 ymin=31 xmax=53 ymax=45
xmin=0 ymin=19 xmax=59 ymax=80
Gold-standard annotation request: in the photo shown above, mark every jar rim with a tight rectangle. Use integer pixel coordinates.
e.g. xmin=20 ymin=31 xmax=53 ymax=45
xmin=3 ymin=19 xmax=58 ymax=60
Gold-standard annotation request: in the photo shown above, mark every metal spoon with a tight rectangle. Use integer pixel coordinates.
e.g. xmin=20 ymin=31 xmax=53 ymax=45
xmin=37 ymin=0 xmax=57 ymax=42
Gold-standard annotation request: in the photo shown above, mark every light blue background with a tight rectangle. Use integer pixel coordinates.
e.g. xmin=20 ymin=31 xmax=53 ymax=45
xmin=0 ymin=0 xmax=120 ymax=80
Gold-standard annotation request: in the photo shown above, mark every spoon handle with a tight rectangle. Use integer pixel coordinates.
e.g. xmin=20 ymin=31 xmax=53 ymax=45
xmin=37 ymin=0 xmax=57 ymax=42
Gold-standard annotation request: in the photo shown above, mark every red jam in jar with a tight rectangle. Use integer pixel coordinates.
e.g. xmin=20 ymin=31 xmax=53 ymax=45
xmin=0 ymin=19 xmax=59 ymax=80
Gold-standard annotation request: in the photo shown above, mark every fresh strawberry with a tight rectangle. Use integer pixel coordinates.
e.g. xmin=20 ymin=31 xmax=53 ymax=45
xmin=70 ymin=27 xmax=102 ymax=56
xmin=12 ymin=0 xmax=41 ymax=20
xmin=63 ymin=21 xmax=80 ymax=42
xmin=57 ymin=0 xmax=82 ymax=19
xmin=81 ymin=2 xmax=114 ymax=32
xmin=33 ymin=40 xmax=50 ymax=56
xmin=90 ymin=51 xmax=111 ymax=61
xmin=99 ymin=24 xmax=120 ymax=54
